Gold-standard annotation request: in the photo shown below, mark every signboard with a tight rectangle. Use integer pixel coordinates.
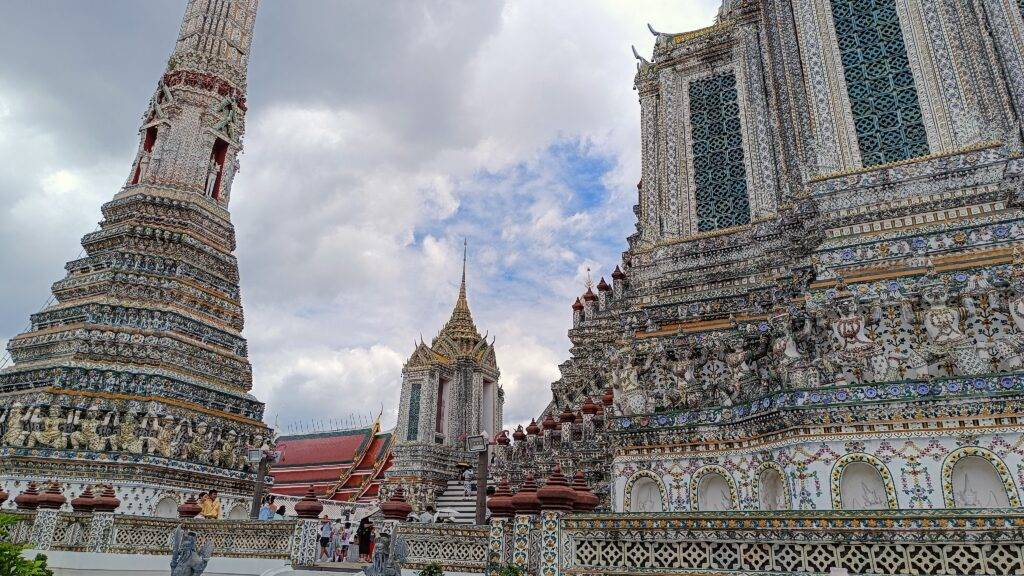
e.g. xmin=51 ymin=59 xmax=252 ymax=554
xmin=466 ymin=433 xmax=489 ymax=453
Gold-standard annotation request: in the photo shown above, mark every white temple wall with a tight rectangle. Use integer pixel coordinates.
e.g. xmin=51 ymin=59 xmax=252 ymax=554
xmin=612 ymin=431 xmax=1024 ymax=512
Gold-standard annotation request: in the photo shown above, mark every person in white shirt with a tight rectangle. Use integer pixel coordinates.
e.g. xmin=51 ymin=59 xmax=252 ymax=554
xmin=418 ymin=505 xmax=436 ymax=523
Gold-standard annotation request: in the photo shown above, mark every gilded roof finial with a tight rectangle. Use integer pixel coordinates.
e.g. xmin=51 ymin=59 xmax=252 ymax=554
xmin=435 ymin=239 xmax=482 ymax=351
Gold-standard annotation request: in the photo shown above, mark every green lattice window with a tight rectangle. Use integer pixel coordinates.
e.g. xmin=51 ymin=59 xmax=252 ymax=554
xmin=406 ymin=382 xmax=421 ymax=441
xmin=831 ymin=0 xmax=929 ymax=167
xmin=689 ymin=71 xmax=750 ymax=232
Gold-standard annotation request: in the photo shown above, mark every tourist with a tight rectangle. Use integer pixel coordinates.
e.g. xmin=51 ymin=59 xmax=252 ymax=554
xmin=330 ymin=520 xmax=345 ymax=562
xmin=336 ymin=521 xmax=352 ymax=562
xmin=194 ymin=492 xmax=208 ymax=518
xmin=344 ymin=522 xmax=356 ymax=561
xmin=318 ymin=515 xmax=333 ymax=561
xmin=356 ymin=518 xmax=373 ymax=562
xmin=462 ymin=468 xmax=473 ymax=495
xmin=258 ymin=495 xmax=276 ymax=520
xmin=274 ymin=505 xmax=287 ymax=519
xmin=200 ymin=489 xmax=221 ymax=519
xmin=417 ymin=505 xmax=435 ymax=523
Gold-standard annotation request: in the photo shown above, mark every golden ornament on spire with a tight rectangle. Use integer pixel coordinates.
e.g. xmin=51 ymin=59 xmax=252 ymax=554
xmin=434 ymin=240 xmax=483 ymax=353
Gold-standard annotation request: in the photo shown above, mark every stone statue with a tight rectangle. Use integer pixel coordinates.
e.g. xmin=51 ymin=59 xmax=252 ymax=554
xmin=364 ymin=528 xmax=406 ymax=576
xmin=70 ymin=406 xmax=107 ymax=452
xmin=918 ymin=280 xmax=986 ymax=376
xmin=204 ymin=158 xmax=219 ymax=197
xmin=708 ymin=326 xmax=767 ymax=406
xmin=169 ymin=525 xmax=213 ymax=576
xmin=28 ymin=405 xmax=67 ymax=449
xmin=989 ymin=263 xmax=1024 ymax=370
xmin=136 ymin=150 xmax=152 ymax=183
xmin=2 ymin=403 xmax=30 ymax=447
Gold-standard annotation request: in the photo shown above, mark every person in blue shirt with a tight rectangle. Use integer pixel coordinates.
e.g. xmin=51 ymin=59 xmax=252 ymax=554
xmin=258 ymin=495 xmax=276 ymax=520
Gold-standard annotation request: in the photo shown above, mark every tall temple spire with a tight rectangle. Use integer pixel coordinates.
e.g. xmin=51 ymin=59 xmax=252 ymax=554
xmin=126 ymin=0 xmax=259 ymax=208
xmin=436 ymin=240 xmax=482 ymax=349
xmin=0 ymin=0 xmax=267 ymax=509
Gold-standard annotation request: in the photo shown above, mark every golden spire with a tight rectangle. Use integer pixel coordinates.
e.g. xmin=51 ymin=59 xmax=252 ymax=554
xmin=436 ymin=239 xmax=482 ymax=349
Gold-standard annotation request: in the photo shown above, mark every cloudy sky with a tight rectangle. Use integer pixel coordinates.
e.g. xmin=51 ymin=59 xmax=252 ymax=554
xmin=0 ymin=1 xmax=718 ymax=433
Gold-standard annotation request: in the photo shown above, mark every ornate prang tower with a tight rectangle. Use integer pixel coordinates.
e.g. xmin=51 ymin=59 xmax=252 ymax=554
xmin=0 ymin=0 xmax=267 ymax=518
xmin=388 ymin=246 xmax=503 ymax=511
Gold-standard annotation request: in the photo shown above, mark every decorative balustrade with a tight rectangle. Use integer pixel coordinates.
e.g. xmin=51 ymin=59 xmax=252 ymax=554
xmin=395 ymin=522 xmax=490 ymax=573
xmin=558 ymin=510 xmax=1024 ymax=576
xmin=1 ymin=509 xmax=322 ymax=566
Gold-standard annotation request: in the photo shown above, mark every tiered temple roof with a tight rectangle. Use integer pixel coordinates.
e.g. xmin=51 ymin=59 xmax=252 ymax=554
xmin=271 ymin=424 xmax=393 ymax=503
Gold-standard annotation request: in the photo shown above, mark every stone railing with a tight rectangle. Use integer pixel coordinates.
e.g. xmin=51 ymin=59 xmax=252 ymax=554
xmin=394 ymin=522 xmax=490 ymax=573
xmin=482 ymin=509 xmax=1024 ymax=576
xmin=1 ymin=509 xmax=322 ymax=566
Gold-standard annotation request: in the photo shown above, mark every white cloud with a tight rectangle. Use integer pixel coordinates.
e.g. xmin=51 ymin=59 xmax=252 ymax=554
xmin=0 ymin=1 xmax=719 ymax=432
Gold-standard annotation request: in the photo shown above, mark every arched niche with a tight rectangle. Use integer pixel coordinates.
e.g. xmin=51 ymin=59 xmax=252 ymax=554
xmin=943 ymin=448 xmax=1019 ymax=508
xmin=758 ymin=466 xmax=789 ymax=511
xmin=153 ymin=495 xmax=179 ymax=518
xmin=624 ymin=471 xmax=665 ymax=512
xmin=696 ymin=472 xmax=734 ymax=511
xmin=839 ymin=462 xmax=890 ymax=510
xmin=227 ymin=502 xmax=250 ymax=519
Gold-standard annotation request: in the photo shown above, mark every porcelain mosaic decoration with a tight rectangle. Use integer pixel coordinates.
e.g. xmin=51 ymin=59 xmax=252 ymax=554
xmin=0 ymin=0 xmax=271 ymax=515
xmin=481 ymin=0 xmax=1024 ymax=537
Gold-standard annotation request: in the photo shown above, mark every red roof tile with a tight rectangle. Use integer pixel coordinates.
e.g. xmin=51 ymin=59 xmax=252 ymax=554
xmin=274 ymin=428 xmax=373 ymax=467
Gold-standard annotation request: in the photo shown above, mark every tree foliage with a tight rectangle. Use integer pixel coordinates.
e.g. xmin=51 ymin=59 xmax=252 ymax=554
xmin=417 ymin=561 xmax=444 ymax=576
xmin=0 ymin=514 xmax=54 ymax=576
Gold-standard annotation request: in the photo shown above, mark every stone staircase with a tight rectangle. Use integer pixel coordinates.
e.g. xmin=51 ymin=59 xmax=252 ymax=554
xmin=434 ymin=479 xmax=480 ymax=524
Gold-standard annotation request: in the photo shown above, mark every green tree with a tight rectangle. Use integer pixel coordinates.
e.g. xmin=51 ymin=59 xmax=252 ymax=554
xmin=417 ymin=561 xmax=443 ymax=576
xmin=0 ymin=514 xmax=54 ymax=576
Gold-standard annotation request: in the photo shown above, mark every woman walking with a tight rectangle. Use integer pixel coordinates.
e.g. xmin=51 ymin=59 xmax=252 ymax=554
xmin=356 ymin=517 xmax=373 ymax=562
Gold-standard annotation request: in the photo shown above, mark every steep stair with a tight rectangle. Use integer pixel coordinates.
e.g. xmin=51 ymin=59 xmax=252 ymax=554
xmin=434 ymin=479 xmax=481 ymax=525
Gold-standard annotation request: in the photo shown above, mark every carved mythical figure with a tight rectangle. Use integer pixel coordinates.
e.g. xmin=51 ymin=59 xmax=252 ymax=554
xmin=990 ymin=265 xmax=1024 ymax=370
xmin=2 ymin=403 xmax=30 ymax=447
xmin=668 ymin=342 xmax=708 ymax=409
xmin=607 ymin=344 xmax=642 ymax=415
xmin=116 ymin=411 xmax=145 ymax=454
xmin=169 ymin=526 xmax=213 ymax=576
xmin=919 ymin=281 xmax=987 ymax=376
xmin=28 ymin=405 xmax=67 ymax=449
xmin=212 ymin=429 xmax=238 ymax=469
xmin=769 ymin=311 xmax=808 ymax=388
xmin=185 ymin=421 xmax=212 ymax=463
xmin=713 ymin=330 xmax=765 ymax=406
xmin=824 ymin=292 xmax=907 ymax=383
xmin=149 ymin=415 xmax=175 ymax=458
xmin=70 ymin=406 xmax=107 ymax=452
